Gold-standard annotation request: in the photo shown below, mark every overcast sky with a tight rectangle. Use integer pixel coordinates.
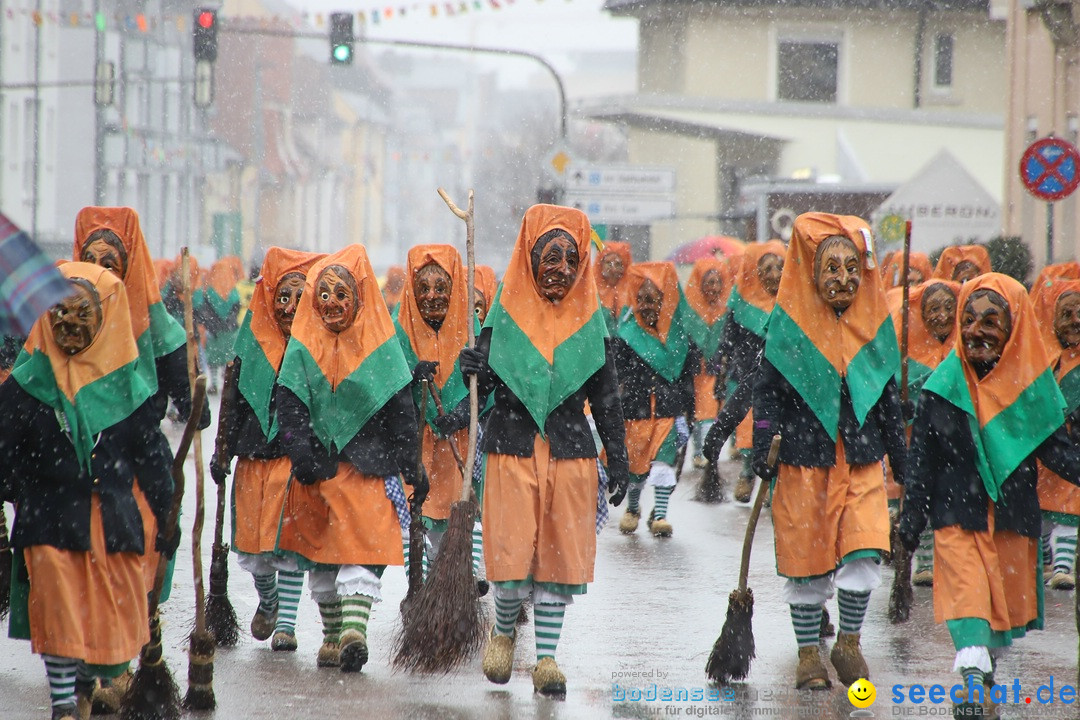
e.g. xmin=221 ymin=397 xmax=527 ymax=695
xmin=282 ymin=0 xmax=639 ymax=54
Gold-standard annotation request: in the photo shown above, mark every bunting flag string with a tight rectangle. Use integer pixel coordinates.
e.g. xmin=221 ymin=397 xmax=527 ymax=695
xmin=0 ymin=0 xmax=572 ymax=32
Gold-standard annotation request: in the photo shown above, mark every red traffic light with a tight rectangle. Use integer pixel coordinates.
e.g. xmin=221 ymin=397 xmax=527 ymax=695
xmin=198 ymin=11 xmax=214 ymax=29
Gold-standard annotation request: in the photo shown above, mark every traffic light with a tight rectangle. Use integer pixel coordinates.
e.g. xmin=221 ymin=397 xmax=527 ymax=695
xmin=329 ymin=13 xmax=354 ymax=65
xmin=193 ymin=8 xmax=218 ymax=63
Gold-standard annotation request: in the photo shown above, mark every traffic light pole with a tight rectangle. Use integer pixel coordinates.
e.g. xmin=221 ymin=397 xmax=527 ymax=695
xmin=218 ymin=25 xmax=568 ymax=140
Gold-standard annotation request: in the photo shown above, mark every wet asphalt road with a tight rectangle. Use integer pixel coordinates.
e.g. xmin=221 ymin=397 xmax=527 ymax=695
xmin=3 ymin=402 xmax=1080 ymax=719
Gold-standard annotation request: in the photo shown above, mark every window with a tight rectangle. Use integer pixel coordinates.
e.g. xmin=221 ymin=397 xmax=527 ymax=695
xmin=934 ymin=33 xmax=954 ymax=88
xmin=777 ymin=41 xmax=838 ymax=103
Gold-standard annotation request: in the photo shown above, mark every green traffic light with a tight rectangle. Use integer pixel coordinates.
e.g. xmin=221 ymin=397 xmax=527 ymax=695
xmin=333 ymin=44 xmax=352 ymax=63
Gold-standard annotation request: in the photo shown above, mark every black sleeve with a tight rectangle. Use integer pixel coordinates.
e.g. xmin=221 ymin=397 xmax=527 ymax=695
xmin=896 ymin=392 xmax=937 ymax=548
xmin=277 ymin=386 xmax=336 ymax=482
xmin=213 ymin=358 xmax=243 ymax=462
xmin=709 ymin=311 xmax=735 ymax=383
xmin=473 ymin=326 xmax=497 ymax=403
xmin=875 ymin=377 xmax=908 ymax=483
xmin=384 ymin=386 xmax=422 ymax=484
xmin=712 ymin=373 xmax=753 ymax=442
xmin=155 ymin=346 xmax=212 ymax=430
xmin=587 ymin=338 xmax=628 ymax=483
xmin=0 ymin=379 xmax=25 ymax=502
xmin=1068 ymin=407 xmax=1080 ymax=445
xmin=679 ymin=344 xmax=699 ymax=417
xmin=125 ymin=402 xmax=175 ymax=532
xmin=1037 ymin=423 xmax=1080 ymax=486
xmin=751 ymin=358 xmax=783 ymax=447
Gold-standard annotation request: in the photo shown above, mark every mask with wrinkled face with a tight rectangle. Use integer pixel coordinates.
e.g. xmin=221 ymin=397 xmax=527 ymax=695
xmin=599 ymin=252 xmax=625 ymax=287
xmin=757 ymin=253 xmax=783 ymax=297
xmin=700 ymin=269 xmax=725 ymax=305
xmin=532 ymin=232 xmax=580 ymax=303
xmin=1055 ymin=292 xmax=1080 ymax=349
xmin=474 ymin=288 xmax=489 ymax=324
xmin=314 ymin=265 xmax=360 ymax=333
xmin=921 ymin=284 xmax=957 ymax=344
xmin=961 ymin=290 xmax=1011 ymax=378
xmin=952 ymin=260 xmax=981 ymax=284
xmin=81 ymin=230 xmax=128 ymax=279
xmin=815 ymin=236 xmax=860 ymax=312
xmin=50 ymin=280 xmax=103 ymax=355
xmin=636 ymin=279 xmax=662 ymax=330
xmin=415 ymin=263 xmax=452 ymax=331
xmin=274 ymin=273 xmax=305 ymax=338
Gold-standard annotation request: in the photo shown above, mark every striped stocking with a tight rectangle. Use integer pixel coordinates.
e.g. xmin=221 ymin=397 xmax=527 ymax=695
xmin=341 ymin=594 xmax=373 ymax=636
xmin=534 ymin=603 xmax=566 ymax=660
xmin=1052 ymin=525 xmax=1078 ymax=575
xmin=914 ymin=529 xmax=934 ymax=573
xmin=790 ymin=604 xmax=823 ymax=648
xmin=494 ymin=593 xmax=524 ymax=637
xmin=653 ymin=486 xmax=673 ymax=520
xmin=252 ymin=572 xmax=278 ymax=614
xmin=43 ymin=655 xmax=77 ymax=710
xmin=837 ymin=589 xmax=871 ymax=634
xmin=318 ymin=600 xmax=343 ymax=643
xmin=274 ymin=570 xmax=305 ymax=635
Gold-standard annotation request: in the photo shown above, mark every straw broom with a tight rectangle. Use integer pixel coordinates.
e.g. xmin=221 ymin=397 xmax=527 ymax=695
xmin=392 ymin=188 xmax=484 ymax=673
xmin=888 ymin=221 xmax=915 ymax=624
xmin=401 ymin=380 xmax=429 ymax=615
xmin=179 ymin=248 xmax=216 ymax=710
xmin=206 ymin=359 xmax=240 ymax=646
xmin=705 ymin=434 xmax=780 ymax=683
xmin=120 ymin=375 xmax=206 ymax=720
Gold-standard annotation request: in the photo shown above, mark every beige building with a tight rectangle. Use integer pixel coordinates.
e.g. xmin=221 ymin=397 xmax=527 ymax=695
xmin=592 ymin=0 xmax=1009 ymax=259
xmin=1005 ymin=0 xmax=1080 ymax=266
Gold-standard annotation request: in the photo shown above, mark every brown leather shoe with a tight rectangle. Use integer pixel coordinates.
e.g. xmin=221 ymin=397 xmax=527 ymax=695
xmin=619 ymin=509 xmax=640 ymax=534
xmin=830 ymin=631 xmax=869 ymax=686
xmin=271 ymin=630 xmax=298 ymax=652
xmin=734 ymin=476 xmax=754 ymax=503
xmin=90 ymin=668 xmax=131 ymax=715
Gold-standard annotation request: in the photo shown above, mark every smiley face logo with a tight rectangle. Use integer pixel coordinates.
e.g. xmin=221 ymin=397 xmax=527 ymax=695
xmin=848 ymin=678 xmax=876 ymax=708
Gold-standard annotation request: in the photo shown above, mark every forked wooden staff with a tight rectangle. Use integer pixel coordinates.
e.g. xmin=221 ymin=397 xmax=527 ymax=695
xmin=179 ymin=248 xmax=216 ymax=710
xmin=888 ymin=220 xmax=915 ymax=624
xmin=392 ymin=188 xmax=484 ymax=673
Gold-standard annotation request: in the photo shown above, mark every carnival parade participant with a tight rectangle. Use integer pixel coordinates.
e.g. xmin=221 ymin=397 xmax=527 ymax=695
xmin=595 ymin=241 xmax=632 ymax=334
xmin=702 ymin=240 xmax=786 ymax=503
xmin=933 ymin=245 xmax=991 ymax=284
xmin=683 ymin=257 xmax=734 ymax=469
xmin=209 ymin=248 xmax=336 ymax=663
xmin=898 ymin=273 xmax=1080 ymax=716
xmin=1031 ymin=278 xmax=1080 ymax=591
xmin=458 ymin=204 xmax=628 ymax=696
xmin=382 ymin=265 xmax=406 ymax=315
xmin=393 ymin=244 xmax=480 ymax=581
xmin=201 ymin=256 xmax=244 ymax=392
xmin=0 ymin=262 xmax=178 ymax=720
xmin=276 ymin=244 xmax=427 ymax=673
xmin=73 ymin=206 xmax=209 ymax=711
xmin=753 ymin=213 xmax=906 ymax=689
xmin=883 ymin=280 xmax=959 ymax=586
xmin=614 ymin=261 xmax=696 ymax=538
xmin=882 ymin=250 xmax=932 ymax=289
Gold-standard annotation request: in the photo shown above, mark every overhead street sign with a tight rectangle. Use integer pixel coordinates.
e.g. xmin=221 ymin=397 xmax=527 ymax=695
xmin=566 ymin=194 xmax=676 ymax=225
xmin=567 ymin=164 xmax=677 ymax=195
xmin=1020 ymin=137 xmax=1080 ymax=202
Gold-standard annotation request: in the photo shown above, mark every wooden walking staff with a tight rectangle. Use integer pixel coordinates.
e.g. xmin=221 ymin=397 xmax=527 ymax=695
xmin=392 ymin=188 xmax=484 ymax=673
xmin=705 ymin=434 xmax=780 ymax=683
xmin=888 ymin=221 xmax=915 ymax=624
xmin=179 ymin=248 xmax=216 ymax=710
xmin=120 ymin=370 xmax=207 ymax=717
xmin=206 ymin=359 xmax=240 ymax=646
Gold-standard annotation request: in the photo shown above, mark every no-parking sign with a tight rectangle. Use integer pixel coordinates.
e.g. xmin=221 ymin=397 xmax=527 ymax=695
xmin=1020 ymin=137 xmax=1080 ymax=201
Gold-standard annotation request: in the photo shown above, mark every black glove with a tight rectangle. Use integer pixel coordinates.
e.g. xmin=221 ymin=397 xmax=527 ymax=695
xmin=412 ymin=360 xmax=438 ymax=385
xmin=156 ymin=528 xmax=181 ymax=560
xmin=607 ymin=469 xmax=629 ymax=507
xmin=210 ymin=453 xmax=231 ymax=486
xmin=432 ymin=412 xmax=457 ymax=438
xmin=890 ymin=458 xmax=905 ymax=488
xmin=702 ymin=422 xmax=726 ymax=465
xmin=897 ymin=527 xmax=920 ymax=555
xmin=901 ymin=399 xmax=916 ymax=424
xmin=459 ymin=347 xmax=485 ymax=377
xmin=751 ymin=424 xmax=778 ymax=481
xmin=406 ymin=469 xmax=429 ymax=506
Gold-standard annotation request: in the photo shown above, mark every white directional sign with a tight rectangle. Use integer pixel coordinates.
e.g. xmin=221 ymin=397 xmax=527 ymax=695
xmin=566 ymin=164 xmax=677 ymax=195
xmin=565 ymin=194 xmax=676 ymax=224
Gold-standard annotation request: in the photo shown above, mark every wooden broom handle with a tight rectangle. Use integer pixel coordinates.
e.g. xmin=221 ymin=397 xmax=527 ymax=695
xmin=737 ymin=434 xmax=780 ymax=592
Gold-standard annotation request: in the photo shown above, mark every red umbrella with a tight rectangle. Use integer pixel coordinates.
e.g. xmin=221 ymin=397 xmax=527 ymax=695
xmin=667 ymin=235 xmax=746 ymax=264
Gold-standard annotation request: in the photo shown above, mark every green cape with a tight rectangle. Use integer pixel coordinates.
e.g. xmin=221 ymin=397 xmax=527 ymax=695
xmin=617 ymin=290 xmax=693 ymax=384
